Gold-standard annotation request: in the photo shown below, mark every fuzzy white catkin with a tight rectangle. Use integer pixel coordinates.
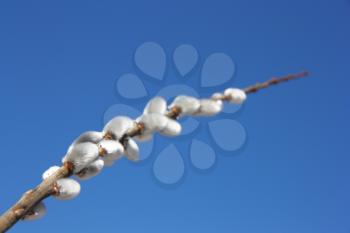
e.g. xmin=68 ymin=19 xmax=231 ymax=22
xmin=67 ymin=131 xmax=104 ymax=155
xmin=98 ymin=140 xmax=124 ymax=160
xmin=103 ymin=116 xmax=136 ymax=140
xmin=195 ymin=99 xmax=223 ymax=116
xmin=143 ymin=96 xmax=167 ymax=115
xmin=76 ymin=159 xmax=104 ymax=180
xmin=224 ymin=88 xmax=247 ymax=104
xmin=170 ymin=95 xmax=200 ymax=115
xmin=63 ymin=142 xmax=99 ymax=173
xmin=160 ymin=119 xmax=182 ymax=136
xmin=98 ymin=140 xmax=124 ymax=166
xmin=54 ymin=178 xmax=81 ymax=200
xmin=22 ymin=202 xmax=46 ymax=221
xmin=137 ymin=113 xmax=169 ymax=134
xmin=63 ymin=133 xmax=101 ymax=164
xmin=124 ymin=139 xmax=139 ymax=162
xmin=42 ymin=166 xmax=60 ymax=180
xmin=99 ymin=140 xmax=124 ymax=167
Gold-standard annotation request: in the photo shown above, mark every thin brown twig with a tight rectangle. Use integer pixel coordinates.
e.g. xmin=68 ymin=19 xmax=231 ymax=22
xmin=243 ymin=71 xmax=309 ymax=94
xmin=0 ymin=71 xmax=309 ymax=232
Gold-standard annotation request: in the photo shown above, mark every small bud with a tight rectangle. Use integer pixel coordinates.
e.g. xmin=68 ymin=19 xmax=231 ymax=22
xmin=98 ymin=140 xmax=124 ymax=160
xmin=42 ymin=166 xmax=60 ymax=180
xmin=54 ymin=178 xmax=81 ymax=200
xmin=160 ymin=119 xmax=182 ymax=136
xmin=22 ymin=202 xmax=46 ymax=221
xmin=103 ymin=116 xmax=136 ymax=140
xmin=170 ymin=95 xmax=200 ymax=115
xmin=224 ymin=88 xmax=246 ymax=104
xmin=211 ymin=92 xmax=224 ymax=101
xmin=143 ymin=96 xmax=167 ymax=115
xmin=195 ymin=99 xmax=223 ymax=116
xmin=136 ymin=113 xmax=169 ymax=134
xmin=63 ymin=142 xmax=99 ymax=173
xmin=76 ymin=159 xmax=104 ymax=180
xmin=124 ymin=138 xmax=139 ymax=162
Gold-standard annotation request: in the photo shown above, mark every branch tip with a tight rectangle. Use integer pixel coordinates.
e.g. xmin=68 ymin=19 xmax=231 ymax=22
xmin=243 ymin=71 xmax=309 ymax=94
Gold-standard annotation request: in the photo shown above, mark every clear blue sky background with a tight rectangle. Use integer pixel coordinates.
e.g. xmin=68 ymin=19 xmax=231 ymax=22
xmin=0 ymin=0 xmax=349 ymax=232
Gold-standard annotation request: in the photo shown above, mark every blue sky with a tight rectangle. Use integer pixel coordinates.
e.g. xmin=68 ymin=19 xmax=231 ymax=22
xmin=0 ymin=0 xmax=349 ymax=232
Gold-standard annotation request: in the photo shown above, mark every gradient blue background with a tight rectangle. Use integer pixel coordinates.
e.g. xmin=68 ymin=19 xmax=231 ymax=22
xmin=1 ymin=0 xmax=349 ymax=232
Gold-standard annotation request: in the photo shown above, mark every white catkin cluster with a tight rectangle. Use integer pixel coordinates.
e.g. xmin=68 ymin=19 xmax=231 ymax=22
xmin=24 ymin=88 xmax=246 ymax=221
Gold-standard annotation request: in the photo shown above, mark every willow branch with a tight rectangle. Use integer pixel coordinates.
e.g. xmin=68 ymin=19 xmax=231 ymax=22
xmin=0 ymin=71 xmax=309 ymax=232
